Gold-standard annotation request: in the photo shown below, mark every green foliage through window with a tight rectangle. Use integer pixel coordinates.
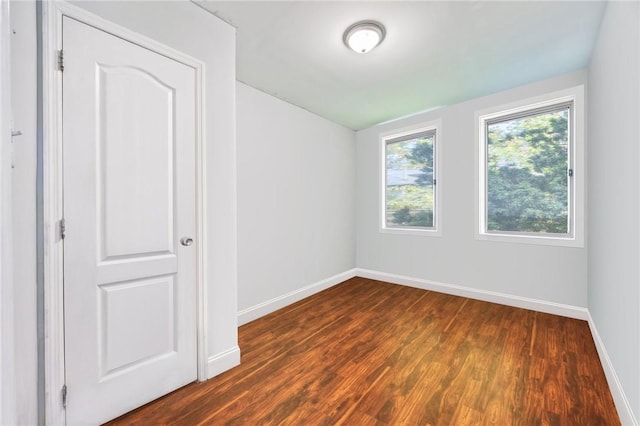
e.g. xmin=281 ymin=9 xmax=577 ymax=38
xmin=385 ymin=130 xmax=436 ymax=228
xmin=486 ymin=104 xmax=571 ymax=234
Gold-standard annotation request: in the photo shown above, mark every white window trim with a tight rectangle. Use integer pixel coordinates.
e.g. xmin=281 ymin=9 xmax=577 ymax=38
xmin=475 ymin=85 xmax=585 ymax=247
xmin=379 ymin=119 xmax=442 ymax=237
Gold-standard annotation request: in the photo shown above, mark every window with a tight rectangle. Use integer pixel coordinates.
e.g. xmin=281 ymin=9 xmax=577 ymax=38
xmin=381 ymin=121 xmax=440 ymax=235
xmin=477 ymin=86 xmax=584 ymax=246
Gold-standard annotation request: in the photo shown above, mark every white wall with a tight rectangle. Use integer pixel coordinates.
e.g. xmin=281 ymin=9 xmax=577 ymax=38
xmin=236 ymin=83 xmax=356 ymax=323
xmin=10 ymin=1 xmax=38 ymax=424
xmin=1 ymin=0 xmax=16 ymax=423
xmin=356 ymin=71 xmax=588 ymax=307
xmin=588 ymin=1 xmax=640 ymax=422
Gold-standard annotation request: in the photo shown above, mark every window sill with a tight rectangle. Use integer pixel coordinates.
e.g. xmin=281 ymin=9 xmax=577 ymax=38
xmin=380 ymin=227 xmax=442 ymax=237
xmin=476 ymin=232 xmax=583 ymax=248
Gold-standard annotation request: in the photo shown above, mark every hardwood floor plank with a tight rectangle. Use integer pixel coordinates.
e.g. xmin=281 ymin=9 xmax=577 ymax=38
xmin=106 ymin=278 xmax=620 ymax=426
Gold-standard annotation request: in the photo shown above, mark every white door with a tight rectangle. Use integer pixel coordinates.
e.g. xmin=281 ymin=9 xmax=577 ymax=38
xmin=62 ymin=16 xmax=197 ymax=425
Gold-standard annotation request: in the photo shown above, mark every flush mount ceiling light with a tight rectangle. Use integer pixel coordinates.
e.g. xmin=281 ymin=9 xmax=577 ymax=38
xmin=343 ymin=20 xmax=386 ymax=54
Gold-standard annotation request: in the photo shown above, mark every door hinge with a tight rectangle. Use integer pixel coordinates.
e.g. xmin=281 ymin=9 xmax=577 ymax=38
xmin=59 ymin=218 xmax=66 ymax=240
xmin=568 ymin=168 xmax=574 ymax=177
xmin=61 ymin=384 xmax=67 ymax=408
xmin=57 ymin=50 xmax=64 ymax=72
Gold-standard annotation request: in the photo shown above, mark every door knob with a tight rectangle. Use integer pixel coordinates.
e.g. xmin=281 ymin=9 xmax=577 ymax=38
xmin=180 ymin=237 xmax=194 ymax=247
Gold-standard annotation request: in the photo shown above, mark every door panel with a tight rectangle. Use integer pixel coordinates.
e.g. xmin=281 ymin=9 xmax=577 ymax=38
xmin=100 ymin=276 xmax=176 ymax=375
xmin=62 ymin=16 xmax=197 ymax=425
xmin=97 ymin=64 xmax=174 ymax=259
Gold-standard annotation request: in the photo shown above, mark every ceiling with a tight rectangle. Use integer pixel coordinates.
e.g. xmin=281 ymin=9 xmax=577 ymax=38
xmin=197 ymin=1 xmax=607 ymax=130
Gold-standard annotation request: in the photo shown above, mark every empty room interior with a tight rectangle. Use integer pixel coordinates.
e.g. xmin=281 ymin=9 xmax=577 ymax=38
xmin=3 ymin=0 xmax=640 ymax=424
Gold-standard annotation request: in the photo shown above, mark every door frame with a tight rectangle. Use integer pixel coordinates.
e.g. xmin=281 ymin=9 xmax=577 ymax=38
xmin=42 ymin=2 xmax=208 ymax=424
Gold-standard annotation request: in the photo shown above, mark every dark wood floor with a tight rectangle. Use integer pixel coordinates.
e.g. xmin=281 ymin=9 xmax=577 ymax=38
xmin=107 ymin=277 xmax=620 ymax=425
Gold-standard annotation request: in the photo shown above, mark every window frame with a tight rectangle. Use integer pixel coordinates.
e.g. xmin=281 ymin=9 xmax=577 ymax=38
xmin=476 ymin=86 xmax=585 ymax=247
xmin=379 ymin=119 xmax=442 ymax=236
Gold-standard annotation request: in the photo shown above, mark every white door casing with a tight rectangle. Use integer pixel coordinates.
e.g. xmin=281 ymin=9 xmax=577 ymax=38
xmin=62 ymin=15 xmax=198 ymax=425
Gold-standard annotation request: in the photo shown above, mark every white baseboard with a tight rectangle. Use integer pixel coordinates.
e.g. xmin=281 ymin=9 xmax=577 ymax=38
xmin=237 ymin=267 xmax=588 ymax=325
xmin=587 ymin=313 xmax=638 ymax=426
xmin=237 ymin=269 xmax=358 ymax=326
xmin=355 ymin=268 xmax=589 ymax=320
xmin=207 ymin=345 xmax=241 ymax=379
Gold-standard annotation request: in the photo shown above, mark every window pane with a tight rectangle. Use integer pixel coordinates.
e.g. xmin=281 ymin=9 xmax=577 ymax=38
xmin=385 ymin=133 xmax=435 ymax=228
xmin=486 ymin=107 xmax=570 ymax=234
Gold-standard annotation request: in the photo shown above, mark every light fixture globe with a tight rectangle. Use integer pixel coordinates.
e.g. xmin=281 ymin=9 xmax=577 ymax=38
xmin=343 ymin=20 xmax=386 ymax=54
